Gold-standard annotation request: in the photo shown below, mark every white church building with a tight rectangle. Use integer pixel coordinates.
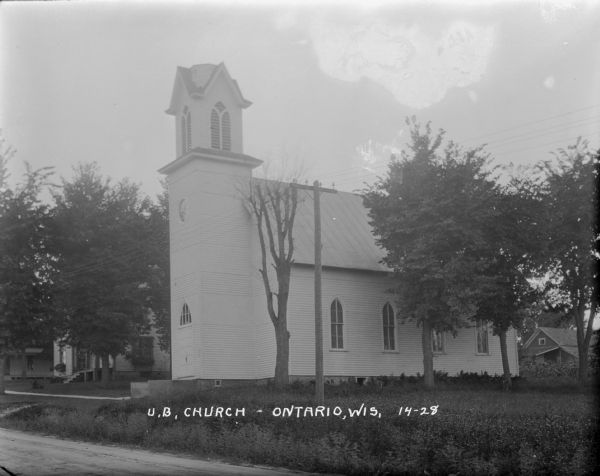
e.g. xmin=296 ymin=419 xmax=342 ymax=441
xmin=159 ymin=63 xmax=519 ymax=384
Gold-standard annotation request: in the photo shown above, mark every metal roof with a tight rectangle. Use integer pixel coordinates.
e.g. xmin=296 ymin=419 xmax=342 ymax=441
xmin=251 ymin=180 xmax=389 ymax=272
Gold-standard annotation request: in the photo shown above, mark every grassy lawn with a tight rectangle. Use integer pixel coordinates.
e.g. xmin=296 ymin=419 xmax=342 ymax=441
xmin=2 ymin=379 xmax=132 ymax=397
xmin=1 ymin=379 xmax=598 ymax=475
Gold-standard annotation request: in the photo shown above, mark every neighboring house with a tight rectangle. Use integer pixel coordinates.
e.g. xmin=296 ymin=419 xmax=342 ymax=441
xmin=159 ymin=62 xmax=520 ymax=384
xmin=3 ymin=347 xmax=54 ymax=379
xmin=54 ymin=328 xmax=170 ymax=382
xmin=521 ymin=327 xmax=597 ymax=363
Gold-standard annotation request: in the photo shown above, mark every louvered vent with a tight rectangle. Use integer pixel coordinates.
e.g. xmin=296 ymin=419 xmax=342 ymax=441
xmin=221 ymin=112 xmax=231 ymax=151
xmin=210 ymin=109 xmax=220 ymax=149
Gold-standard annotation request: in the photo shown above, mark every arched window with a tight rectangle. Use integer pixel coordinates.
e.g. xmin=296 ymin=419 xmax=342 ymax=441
xmin=476 ymin=320 xmax=489 ymax=354
xmin=221 ymin=111 xmax=231 ymax=151
xmin=432 ymin=329 xmax=444 ymax=353
xmin=210 ymin=109 xmax=220 ymax=149
xmin=330 ymin=299 xmax=343 ymax=349
xmin=210 ymin=102 xmax=231 ymax=150
xmin=181 ymin=107 xmax=191 ymax=154
xmin=180 ymin=303 xmax=191 ymax=326
xmin=382 ymin=303 xmax=395 ymax=350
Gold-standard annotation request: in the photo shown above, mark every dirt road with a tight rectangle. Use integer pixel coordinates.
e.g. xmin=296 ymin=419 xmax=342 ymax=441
xmin=0 ymin=428 xmax=309 ymax=475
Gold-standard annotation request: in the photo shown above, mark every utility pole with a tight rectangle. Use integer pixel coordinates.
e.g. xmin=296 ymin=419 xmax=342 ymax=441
xmin=292 ymin=180 xmax=336 ymax=404
xmin=313 ymin=180 xmax=324 ymax=404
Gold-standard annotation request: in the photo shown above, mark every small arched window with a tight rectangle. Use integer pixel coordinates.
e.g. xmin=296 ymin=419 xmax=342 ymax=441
xmin=382 ymin=303 xmax=395 ymax=350
xmin=180 ymin=303 xmax=192 ymax=326
xmin=331 ymin=299 xmax=344 ymax=349
xmin=210 ymin=102 xmax=231 ymax=151
xmin=181 ymin=107 xmax=191 ymax=154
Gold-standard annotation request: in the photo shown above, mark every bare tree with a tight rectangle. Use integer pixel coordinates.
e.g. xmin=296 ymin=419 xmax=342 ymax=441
xmin=245 ymin=179 xmax=299 ymax=387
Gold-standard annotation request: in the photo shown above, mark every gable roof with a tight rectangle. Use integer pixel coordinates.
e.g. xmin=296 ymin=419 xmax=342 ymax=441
xmin=251 ymin=179 xmax=389 ymax=273
xmin=538 ymin=327 xmax=578 ymax=347
xmin=166 ymin=63 xmax=252 ymax=115
xmin=524 ymin=326 xmax=598 ymax=351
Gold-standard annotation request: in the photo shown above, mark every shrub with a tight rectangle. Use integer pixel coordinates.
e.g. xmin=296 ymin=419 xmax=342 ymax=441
xmin=2 ymin=386 xmax=597 ymax=474
xmin=520 ymin=358 xmax=578 ymax=378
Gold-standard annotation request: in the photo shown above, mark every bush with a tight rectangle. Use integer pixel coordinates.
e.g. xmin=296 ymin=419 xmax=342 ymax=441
xmin=520 ymin=358 xmax=578 ymax=378
xmin=3 ymin=386 xmax=597 ymax=475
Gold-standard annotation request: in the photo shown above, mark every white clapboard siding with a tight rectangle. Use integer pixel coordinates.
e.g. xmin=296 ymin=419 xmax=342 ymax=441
xmin=169 ymin=152 xmax=260 ymax=380
xmin=287 ymin=266 xmax=519 ymax=378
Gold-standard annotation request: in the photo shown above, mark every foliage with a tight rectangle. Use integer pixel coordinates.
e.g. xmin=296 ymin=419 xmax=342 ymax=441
xmin=520 ymin=358 xmax=578 ymax=378
xmin=144 ymin=182 xmax=170 ymax=352
xmin=52 ymin=163 xmax=160 ymax=381
xmin=537 ymin=140 xmax=599 ymax=383
xmin=363 ymin=118 xmax=511 ymax=387
xmin=0 ymin=134 xmax=59 ymax=381
xmin=3 ymin=385 xmax=597 ymax=475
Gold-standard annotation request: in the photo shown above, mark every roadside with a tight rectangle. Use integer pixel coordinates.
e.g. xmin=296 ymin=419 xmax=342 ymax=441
xmin=0 ymin=427 xmax=315 ymax=476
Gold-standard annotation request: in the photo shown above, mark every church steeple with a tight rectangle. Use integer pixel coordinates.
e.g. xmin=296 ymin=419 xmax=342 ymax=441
xmin=165 ymin=63 xmax=252 ymax=157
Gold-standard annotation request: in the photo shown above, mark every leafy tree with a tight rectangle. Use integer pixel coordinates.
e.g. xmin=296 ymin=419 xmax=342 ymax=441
xmin=363 ymin=118 xmax=500 ymax=389
xmin=145 ymin=183 xmax=170 ymax=354
xmin=473 ymin=178 xmax=544 ymax=390
xmin=53 ymin=163 xmax=157 ymax=384
xmin=538 ymin=140 xmax=599 ymax=384
xmin=0 ymin=137 xmax=58 ymax=392
xmin=244 ymin=179 xmax=298 ymax=387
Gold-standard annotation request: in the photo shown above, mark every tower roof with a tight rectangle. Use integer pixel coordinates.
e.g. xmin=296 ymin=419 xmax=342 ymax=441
xmin=165 ymin=62 xmax=252 ymax=115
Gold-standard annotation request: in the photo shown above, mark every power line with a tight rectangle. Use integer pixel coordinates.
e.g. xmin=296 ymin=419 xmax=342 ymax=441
xmin=461 ymin=104 xmax=600 ymax=144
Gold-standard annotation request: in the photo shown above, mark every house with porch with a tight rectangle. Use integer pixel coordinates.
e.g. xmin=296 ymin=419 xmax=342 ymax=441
xmin=54 ymin=329 xmax=170 ymax=382
xmin=521 ymin=327 xmax=597 ymax=364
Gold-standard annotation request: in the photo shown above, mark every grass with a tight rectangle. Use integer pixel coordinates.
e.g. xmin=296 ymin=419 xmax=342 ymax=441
xmin=3 ymin=378 xmax=132 ymax=397
xmin=1 ymin=379 xmax=598 ymax=475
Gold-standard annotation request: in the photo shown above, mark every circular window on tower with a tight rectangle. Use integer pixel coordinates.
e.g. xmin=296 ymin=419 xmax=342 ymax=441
xmin=178 ymin=198 xmax=188 ymax=222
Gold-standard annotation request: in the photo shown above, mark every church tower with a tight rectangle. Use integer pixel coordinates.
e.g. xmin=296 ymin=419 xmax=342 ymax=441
xmin=159 ymin=64 xmax=262 ymax=381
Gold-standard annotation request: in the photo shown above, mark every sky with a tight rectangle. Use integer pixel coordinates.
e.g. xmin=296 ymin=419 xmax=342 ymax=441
xmin=1 ymin=0 xmax=599 ymax=198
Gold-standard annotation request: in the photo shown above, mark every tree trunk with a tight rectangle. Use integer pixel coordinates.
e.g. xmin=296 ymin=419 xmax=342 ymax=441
xmin=422 ymin=320 xmax=434 ymax=389
xmin=498 ymin=330 xmax=512 ymax=391
xmin=577 ymin=348 xmax=589 ymax=385
xmin=0 ymin=354 xmax=6 ymax=394
xmin=93 ymin=355 xmax=100 ymax=382
xmin=274 ymin=319 xmax=290 ymax=387
xmin=575 ymin=303 xmax=594 ymax=386
xmin=101 ymin=354 xmax=110 ymax=386
xmin=20 ymin=351 xmax=27 ymax=378
xmin=111 ymin=354 xmax=117 ymax=381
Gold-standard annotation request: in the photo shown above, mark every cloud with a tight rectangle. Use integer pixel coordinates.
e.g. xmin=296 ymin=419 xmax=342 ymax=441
xmin=544 ymin=75 xmax=556 ymax=89
xmin=309 ymin=17 xmax=495 ymax=109
xmin=355 ymin=130 xmax=405 ymax=169
xmin=539 ymin=0 xmax=577 ymax=23
xmin=468 ymin=90 xmax=479 ymax=103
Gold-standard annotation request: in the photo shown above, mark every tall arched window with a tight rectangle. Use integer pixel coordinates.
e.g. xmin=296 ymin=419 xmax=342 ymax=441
xmin=331 ymin=299 xmax=344 ymax=349
xmin=382 ymin=303 xmax=395 ymax=350
xmin=210 ymin=102 xmax=231 ymax=151
xmin=210 ymin=109 xmax=220 ymax=149
xmin=221 ymin=111 xmax=231 ymax=151
xmin=181 ymin=107 xmax=191 ymax=154
xmin=180 ymin=303 xmax=192 ymax=326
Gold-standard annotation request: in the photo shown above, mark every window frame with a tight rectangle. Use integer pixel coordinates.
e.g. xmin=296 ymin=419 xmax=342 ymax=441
xmin=431 ymin=329 xmax=445 ymax=354
xmin=181 ymin=107 xmax=191 ymax=154
xmin=210 ymin=102 xmax=231 ymax=151
xmin=538 ymin=337 xmax=546 ymax=346
xmin=330 ymin=299 xmax=344 ymax=350
xmin=382 ymin=303 xmax=396 ymax=351
xmin=180 ymin=302 xmax=192 ymax=327
xmin=475 ymin=319 xmax=489 ymax=355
